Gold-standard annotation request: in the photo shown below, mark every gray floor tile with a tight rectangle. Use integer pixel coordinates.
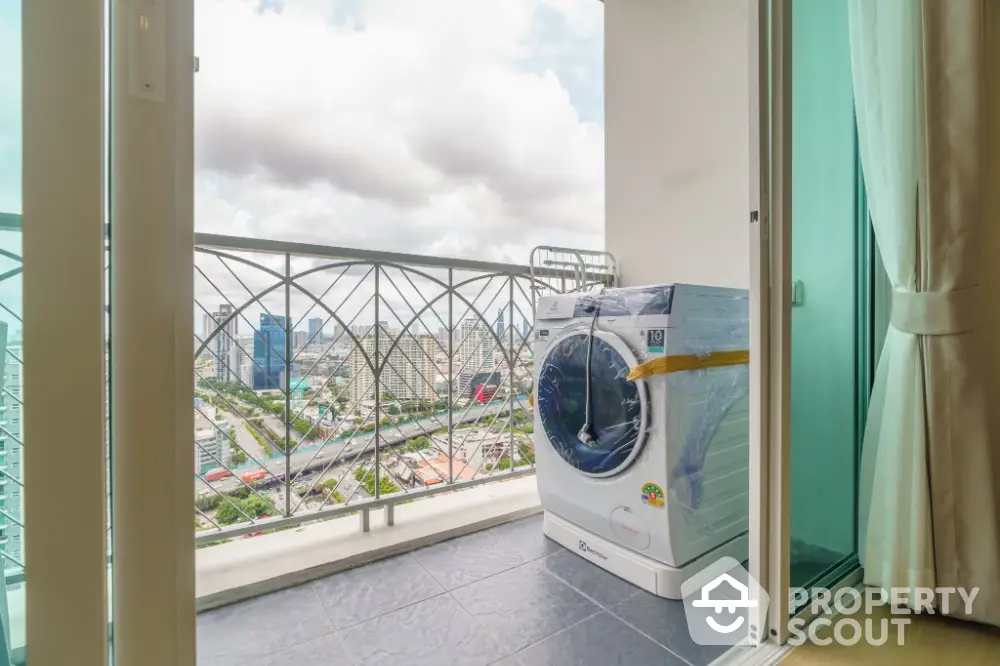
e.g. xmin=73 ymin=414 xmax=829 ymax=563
xmin=488 ymin=514 xmax=560 ymax=561
xmin=311 ymin=554 xmax=444 ymax=629
xmin=412 ymin=526 xmax=531 ymax=590
xmin=611 ymin=590 xmax=729 ymax=666
xmin=339 ymin=594 xmax=506 ymax=666
xmin=197 ymin=584 xmax=334 ymax=666
xmin=246 ymin=632 xmax=351 ymax=665
xmin=542 ymin=549 xmax=641 ymax=608
xmin=452 ymin=559 xmax=600 ymax=653
xmin=514 ymin=612 xmax=687 ymax=666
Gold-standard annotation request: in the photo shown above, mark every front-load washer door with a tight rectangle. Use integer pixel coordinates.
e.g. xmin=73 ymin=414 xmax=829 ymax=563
xmin=536 ymin=329 xmax=648 ymax=477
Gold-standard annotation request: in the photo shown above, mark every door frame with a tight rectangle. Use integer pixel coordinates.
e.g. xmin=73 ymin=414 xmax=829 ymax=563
xmin=22 ymin=0 xmax=109 ymax=664
xmin=748 ymin=0 xmax=793 ymax=644
xmin=110 ymin=0 xmax=197 ymax=663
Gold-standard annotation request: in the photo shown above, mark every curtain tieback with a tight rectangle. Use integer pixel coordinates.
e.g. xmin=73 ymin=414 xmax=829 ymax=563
xmin=891 ymin=286 xmax=978 ymax=335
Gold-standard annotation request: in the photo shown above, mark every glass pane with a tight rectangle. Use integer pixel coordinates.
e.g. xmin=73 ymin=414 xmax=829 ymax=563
xmin=0 ymin=0 xmax=23 ymax=661
xmin=537 ymin=332 xmax=641 ymax=475
xmin=788 ymin=0 xmax=864 ymax=605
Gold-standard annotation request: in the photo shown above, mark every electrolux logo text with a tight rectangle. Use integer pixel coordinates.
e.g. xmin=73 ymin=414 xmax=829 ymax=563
xmin=578 ymin=540 xmax=608 ymax=561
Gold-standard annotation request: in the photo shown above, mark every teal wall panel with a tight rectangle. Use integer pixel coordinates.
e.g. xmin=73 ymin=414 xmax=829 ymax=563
xmin=789 ymin=0 xmax=858 ymax=571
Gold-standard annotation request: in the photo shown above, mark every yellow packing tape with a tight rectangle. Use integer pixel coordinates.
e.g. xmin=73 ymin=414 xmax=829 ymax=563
xmin=627 ymin=350 xmax=750 ymax=381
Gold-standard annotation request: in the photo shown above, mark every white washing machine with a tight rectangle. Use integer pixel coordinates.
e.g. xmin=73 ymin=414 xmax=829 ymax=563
xmin=533 ymin=284 xmax=750 ymax=599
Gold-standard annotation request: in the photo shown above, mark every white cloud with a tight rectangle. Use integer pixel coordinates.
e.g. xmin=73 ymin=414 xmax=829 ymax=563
xmin=194 ymin=0 xmax=604 ymax=266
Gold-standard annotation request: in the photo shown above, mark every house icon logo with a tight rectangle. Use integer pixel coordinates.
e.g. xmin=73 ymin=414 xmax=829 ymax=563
xmin=681 ymin=556 xmax=769 ymax=646
xmin=691 ymin=573 xmax=757 ymax=633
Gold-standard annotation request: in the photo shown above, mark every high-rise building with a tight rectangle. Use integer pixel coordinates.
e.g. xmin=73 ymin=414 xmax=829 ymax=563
xmin=456 ymin=318 xmax=494 ymax=396
xmin=308 ymin=317 xmax=323 ymax=345
xmin=495 ymin=309 xmax=505 ymax=340
xmin=253 ymin=314 xmax=287 ymax=390
xmin=294 ymin=330 xmax=308 ymax=350
xmin=194 ymin=403 xmax=230 ymax=474
xmin=350 ymin=327 xmax=437 ymax=403
xmin=205 ymin=304 xmax=237 ymax=383
xmin=522 ymin=317 xmax=530 ymax=340
xmin=0 ymin=326 xmax=23 ymax=566
xmin=229 ymin=339 xmax=251 ymax=389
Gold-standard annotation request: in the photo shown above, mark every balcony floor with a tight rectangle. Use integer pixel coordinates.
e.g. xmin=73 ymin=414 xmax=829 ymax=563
xmin=197 ymin=514 xmax=730 ymax=666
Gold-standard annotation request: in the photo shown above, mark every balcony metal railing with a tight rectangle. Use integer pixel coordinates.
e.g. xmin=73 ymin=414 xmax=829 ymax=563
xmin=0 ymin=214 xmax=611 ymax=553
xmin=192 ymin=234 xmax=599 ymax=544
xmin=0 ymin=217 xmax=24 ymax=575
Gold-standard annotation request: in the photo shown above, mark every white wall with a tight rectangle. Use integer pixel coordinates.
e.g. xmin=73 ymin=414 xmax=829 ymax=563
xmin=604 ymin=0 xmax=750 ymax=288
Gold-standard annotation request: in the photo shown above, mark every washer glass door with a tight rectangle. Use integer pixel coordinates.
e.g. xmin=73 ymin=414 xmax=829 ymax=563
xmin=537 ymin=330 xmax=646 ymax=476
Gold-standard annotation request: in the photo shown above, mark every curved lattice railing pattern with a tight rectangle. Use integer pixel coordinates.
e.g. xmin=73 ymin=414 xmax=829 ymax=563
xmin=194 ymin=235 xmax=548 ymax=543
xmin=0 ymin=215 xmax=25 ymax=574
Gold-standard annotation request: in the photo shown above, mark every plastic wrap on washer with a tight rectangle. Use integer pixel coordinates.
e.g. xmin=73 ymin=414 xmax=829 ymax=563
xmin=534 ymin=286 xmax=675 ymax=477
xmin=665 ymin=317 xmax=750 ymax=522
xmin=535 ymin=330 xmax=644 ymax=476
xmin=534 ymin=285 xmax=748 ymax=536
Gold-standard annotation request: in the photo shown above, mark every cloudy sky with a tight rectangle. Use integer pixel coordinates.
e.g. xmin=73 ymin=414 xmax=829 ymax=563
xmin=195 ymin=0 xmax=605 ymax=265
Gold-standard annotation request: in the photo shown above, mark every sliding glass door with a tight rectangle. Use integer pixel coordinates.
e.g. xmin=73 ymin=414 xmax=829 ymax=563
xmin=750 ymin=0 xmax=886 ymax=642
xmin=787 ymin=0 xmax=867 ymax=605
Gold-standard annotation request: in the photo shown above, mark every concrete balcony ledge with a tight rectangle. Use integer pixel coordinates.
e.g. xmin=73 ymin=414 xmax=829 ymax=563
xmin=196 ymin=474 xmax=542 ymax=611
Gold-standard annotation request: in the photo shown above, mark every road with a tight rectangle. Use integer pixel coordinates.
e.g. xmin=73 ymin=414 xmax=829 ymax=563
xmin=221 ymin=411 xmax=268 ymax=461
xmin=198 ymin=398 xmax=526 ymax=495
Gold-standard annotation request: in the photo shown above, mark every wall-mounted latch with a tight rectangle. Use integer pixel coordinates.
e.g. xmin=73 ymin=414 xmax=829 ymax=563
xmin=791 ymin=280 xmax=804 ymax=307
xmin=128 ymin=0 xmax=167 ymax=103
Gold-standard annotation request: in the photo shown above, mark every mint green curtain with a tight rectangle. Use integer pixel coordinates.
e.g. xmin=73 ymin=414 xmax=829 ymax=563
xmin=850 ymin=0 xmax=1000 ymax=625
xmin=849 ymin=0 xmax=933 ymax=594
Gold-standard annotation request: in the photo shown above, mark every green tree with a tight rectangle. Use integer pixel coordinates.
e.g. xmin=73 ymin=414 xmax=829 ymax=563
xmin=195 ymin=494 xmax=222 ymax=512
xmin=406 ymin=436 xmax=430 ymax=453
xmin=231 ymin=447 xmax=248 ymax=466
xmin=387 ymin=405 xmax=400 ymax=415
xmin=215 ymin=499 xmax=244 ymax=526
xmin=314 ymin=479 xmax=346 ymax=504
xmin=242 ymin=495 xmax=273 ymax=518
xmin=376 ymin=476 xmax=401 ymax=496
xmin=353 ymin=466 xmax=401 ymax=496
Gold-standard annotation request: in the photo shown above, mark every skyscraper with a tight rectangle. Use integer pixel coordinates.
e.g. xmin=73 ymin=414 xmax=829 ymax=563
xmin=495 ymin=309 xmax=505 ymax=340
xmin=206 ymin=304 xmax=237 ymax=382
xmin=349 ymin=328 xmax=437 ymax=403
xmin=522 ymin=317 xmax=530 ymax=340
xmin=253 ymin=313 xmax=287 ymax=390
xmin=308 ymin=317 xmax=323 ymax=345
xmin=294 ymin=330 xmax=308 ymax=350
xmin=456 ymin=317 xmax=495 ymax=396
